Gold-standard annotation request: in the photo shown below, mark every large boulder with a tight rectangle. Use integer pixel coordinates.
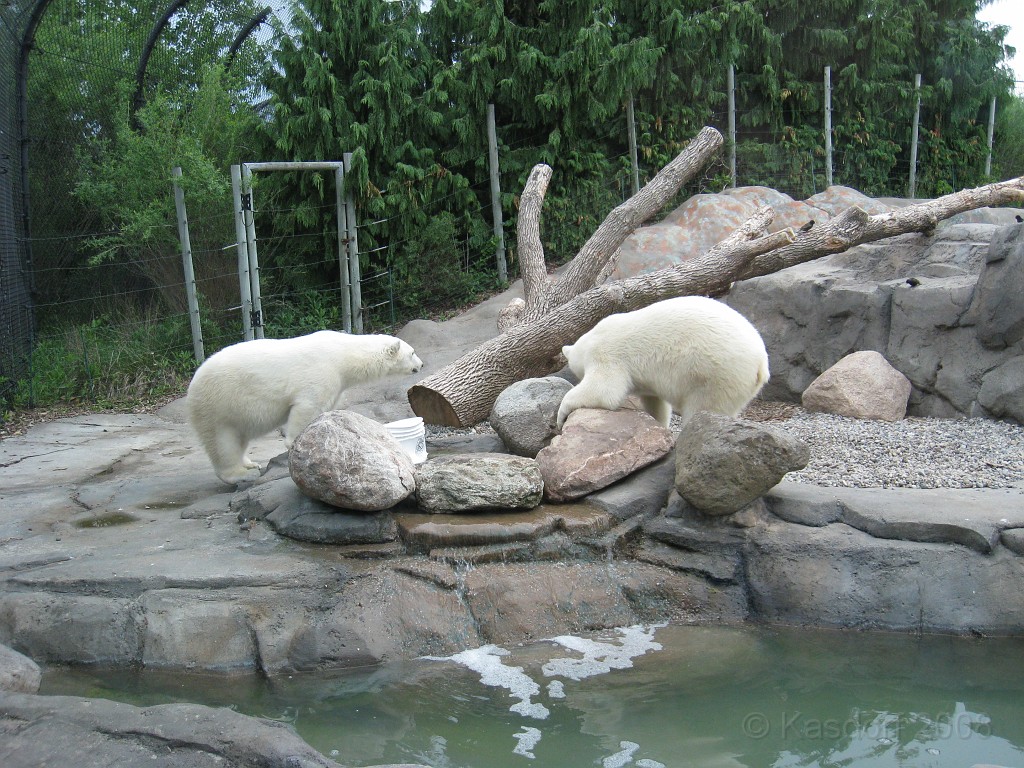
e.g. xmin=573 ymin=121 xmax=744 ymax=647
xmin=801 ymin=350 xmax=912 ymax=421
xmin=489 ymin=376 xmax=573 ymax=457
xmin=289 ymin=411 xmax=416 ymax=512
xmin=0 ymin=644 xmax=41 ymax=693
xmin=967 ymin=223 xmax=1024 ymax=350
xmin=976 ymin=356 xmax=1024 ymax=424
xmin=414 ymin=454 xmax=544 ymax=513
xmin=233 ymin=477 xmax=398 ymax=544
xmin=674 ymin=411 xmax=810 ymax=516
xmin=537 ymin=409 xmax=674 ymax=502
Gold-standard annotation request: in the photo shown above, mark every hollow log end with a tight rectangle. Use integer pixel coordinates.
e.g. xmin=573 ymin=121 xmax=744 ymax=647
xmin=408 ymin=384 xmax=466 ymax=427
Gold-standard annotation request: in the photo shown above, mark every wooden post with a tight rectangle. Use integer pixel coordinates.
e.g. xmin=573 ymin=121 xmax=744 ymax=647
xmin=335 ymin=165 xmax=353 ymax=333
xmin=343 ymin=152 xmax=363 ymax=333
xmin=230 ymin=164 xmax=254 ymax=341
xmin=486 ymin=104 xmax=508 ymax=283
xmin=909 ymin=74 xmax=922 ymax=198
xmin=986 ymin=95 xmax=996 ymax=177
xmin=172 ymin=167 xmax=205 ymax=363
xmin=824 ymin=66 xmax=833 ymax=187
xmin=727 ymin=64 xmax=737 ymax=188
xmin=626 ymin=94 xmax=640 ymax=196
xmin=241 ymin=164 xmax=265 ymax=339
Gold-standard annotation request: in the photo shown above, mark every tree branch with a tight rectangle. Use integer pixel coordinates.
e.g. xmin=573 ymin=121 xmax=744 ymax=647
xmin=409 ymin=126 xmax=1024 ymax=427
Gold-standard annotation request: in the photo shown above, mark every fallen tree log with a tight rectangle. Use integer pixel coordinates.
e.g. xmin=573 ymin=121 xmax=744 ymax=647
xmin=409 ymin=131 xmax=1024 ymax=426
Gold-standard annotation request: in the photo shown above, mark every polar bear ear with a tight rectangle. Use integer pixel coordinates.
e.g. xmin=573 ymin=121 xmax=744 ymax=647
xmin=387 ymin=339 xmax=402 ymax=357
xmin=561 ymin=344 xmax=572 ymax=357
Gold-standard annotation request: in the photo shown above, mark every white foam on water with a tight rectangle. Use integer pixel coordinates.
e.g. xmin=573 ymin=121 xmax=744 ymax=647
xmin=437 ymin=644 xmax=550 ymax=720
xmin=542 ymin=624 xmax=664 ymax=681
xmin=513 ymin=726 xmax=543 ymax=759
xmin=603 ymin=740 xmax=640 ymax=768
xmin=429 ymin=625 xmax=667 ymax=763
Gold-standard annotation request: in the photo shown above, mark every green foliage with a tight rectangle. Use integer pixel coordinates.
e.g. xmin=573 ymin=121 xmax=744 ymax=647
xmin=994 ymin=94 xmax=1024 ymax=180
xmin=72 ymin=65 xmax=264 ymax=316
xmin=14 ymin=311 xmax=197 ymax=410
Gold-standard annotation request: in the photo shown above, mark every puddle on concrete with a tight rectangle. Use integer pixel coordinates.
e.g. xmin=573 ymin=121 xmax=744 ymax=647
xmin=72 ymin=511 xmax=138 ymax=529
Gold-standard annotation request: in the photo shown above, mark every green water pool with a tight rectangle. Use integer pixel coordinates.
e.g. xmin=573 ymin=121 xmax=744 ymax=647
xmin=40 ymin=624 xmax=1024 ymax=768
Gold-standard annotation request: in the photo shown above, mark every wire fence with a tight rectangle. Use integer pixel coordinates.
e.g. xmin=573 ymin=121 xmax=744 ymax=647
xmin=1 ymin=0 xmax=1016 ymax=412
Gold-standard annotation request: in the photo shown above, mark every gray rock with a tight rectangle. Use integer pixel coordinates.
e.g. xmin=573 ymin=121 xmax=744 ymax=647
xmin=461 ymin=561 xmax=748 ymax=641
xmin=396 ymin=505 xmax=613 ymax=553
xmin=265 ymin=492 xmax=398 ymax=545
xmin=537 ymin=408 xmax=675 ymax=502
xmin=977 ymin=356 xmax=1024 ymax=423
xmin=762 ymin=482 xmax=845 ymax=526
xmin=141 ymin=591 xmax=256 ymax=671
xmin=802 ymin=350 xmax=912 ymax=421
xmin=0 ymin=691 xmax=353 ymax=768
xmin=413 ymin=453 xmax=544 ymax=513
xmin=427 ymin=432 xmax=507 ymax=456
xmin=489 ymin=376 xmax=573 ymax=457
xmin=675 ymin=411 xmax=810 ymax=516
xmin=725 ymin=219 xmax=1024 ymax=422
xmin=1002 ymin=528 xmax=1024 ymax=555
xmin=0 ymin=644 xmax=40 ymax=693
xmin=765 ymin=480 xmax=1024 ymax=554
xmin=887 ymin=275 xmax=977 ymax=398
xmin=234 ymin=473 xmax=399 ymax=545
xmin=585 ymin=455 xmax=676 ymax=522
xmin=289 ymin=411 xmax=416 ymax=512
xmin=967 ymin=223 xmax=1024 ymax=350
xmin=745 ymin=520 xmax=1024 ymax=634
xmin=803 ymin=186 xmax=893 ymax=217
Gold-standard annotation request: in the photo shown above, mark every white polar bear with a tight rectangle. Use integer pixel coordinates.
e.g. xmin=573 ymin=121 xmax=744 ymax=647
xmin=187 ymin=331 xmax=422 ymax=484
xmin=556 ymin=296 xmax=769 ymax=429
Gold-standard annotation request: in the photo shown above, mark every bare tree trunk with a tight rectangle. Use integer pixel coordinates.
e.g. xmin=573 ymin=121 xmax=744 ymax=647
xmin=409 ymin=138 xmax=1024 ymax=427
xmin=498 ymin=126 xmax=725 ymax=332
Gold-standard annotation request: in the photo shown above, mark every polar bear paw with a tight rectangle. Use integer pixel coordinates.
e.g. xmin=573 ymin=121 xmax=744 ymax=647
xmin=217 ymin=464 xmax=262 ymax=485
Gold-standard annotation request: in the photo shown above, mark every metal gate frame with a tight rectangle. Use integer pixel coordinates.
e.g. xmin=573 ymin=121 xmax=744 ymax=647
xmin=230 ymin=154 xmax=363 ymax=340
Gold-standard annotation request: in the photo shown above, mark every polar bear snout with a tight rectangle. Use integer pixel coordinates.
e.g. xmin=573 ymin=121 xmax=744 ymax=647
xmin=410 ymin=354 xmax=424 ymax=373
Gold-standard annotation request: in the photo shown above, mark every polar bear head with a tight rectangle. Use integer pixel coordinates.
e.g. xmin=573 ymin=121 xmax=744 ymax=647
xmin=387 ymin=338 xmax=423 ymax=374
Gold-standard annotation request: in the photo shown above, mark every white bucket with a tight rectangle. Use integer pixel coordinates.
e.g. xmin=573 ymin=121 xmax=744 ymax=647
xmin=385 ymin=416 xmax=427 ymax=464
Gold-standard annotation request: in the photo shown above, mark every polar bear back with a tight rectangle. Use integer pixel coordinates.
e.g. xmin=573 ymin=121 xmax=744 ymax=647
xmin=561 ymin=296 xmax=769 ymax=425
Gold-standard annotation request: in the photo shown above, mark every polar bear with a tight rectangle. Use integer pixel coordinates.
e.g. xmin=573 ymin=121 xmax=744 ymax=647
xmin=556 ymin=296 xmax=769 ymax=429
xmin=187 ymin=331 xmax=423 ymax=484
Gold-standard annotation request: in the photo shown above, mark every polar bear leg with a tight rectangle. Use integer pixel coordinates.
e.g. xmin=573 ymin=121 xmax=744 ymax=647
xmin=639 ymin=395 xmax=672 ymax=427
xmin=283 ymin=400 xmax=325 ymax=447
xmin=557 ymin=368 xmax=630 ymax=428
xmin=208 ymin=429 xmax=260 ymax=484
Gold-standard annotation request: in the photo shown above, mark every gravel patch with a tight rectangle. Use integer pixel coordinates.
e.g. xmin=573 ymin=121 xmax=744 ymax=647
xmin=768 ymin=410 xmax=1024 ymax=489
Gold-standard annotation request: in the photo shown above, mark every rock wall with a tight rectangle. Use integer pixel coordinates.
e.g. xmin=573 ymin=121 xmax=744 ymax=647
xmin=726 ymin=214 xmax=1024 ymax=422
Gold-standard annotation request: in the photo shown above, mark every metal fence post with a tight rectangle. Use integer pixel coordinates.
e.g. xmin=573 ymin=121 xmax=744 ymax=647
xmin=728 ymin=64 xmax=737 ymax=188
xmin=626 ymin=94 xmax=641 ymax=196
xmin=985 ymin=95 xmax=996 ymax=177
xmin=171 ymin=167 xmax=204 ymax=363
xmin=240 ymin=164 xmax=264 ymax=339
xmin=335 ymin=165 xmax=353 ymax=333
xmin=343 ymin=152 xmax=363 ymax=334
xmin=230 ymin=164 xmax=254 ymax=341
xmin=486 ymin=104 xmax=508 ymax=283
xmin=824 ymin=65 xmax=833 ymax=187
xmin=909 ymin=74 xmax=922 ymax=198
